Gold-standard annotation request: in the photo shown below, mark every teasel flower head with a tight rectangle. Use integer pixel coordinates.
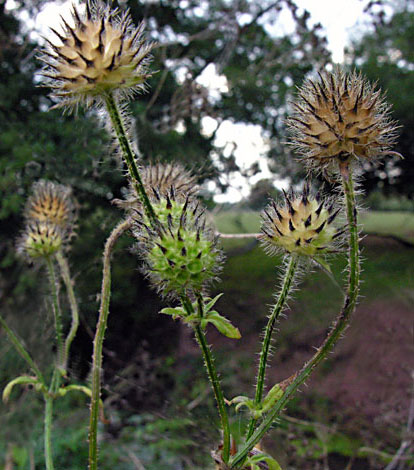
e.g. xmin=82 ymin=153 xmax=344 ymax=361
xmin=18 ymin=221 xmax=63 ymax=260
xmin=39 ymin=0 xmax=154 ymax=110
xmin=259 ymin=186 xmax=344 ymax=258
xmin=114 ymin=163 xmax=198 ymax=213
xmin=287 ymin=68 xmax=400 ymax=175
xmin=24 ymin=180 xmax=77 ymax=243
xmin=133 ymin=192 xmax=223 ymax=298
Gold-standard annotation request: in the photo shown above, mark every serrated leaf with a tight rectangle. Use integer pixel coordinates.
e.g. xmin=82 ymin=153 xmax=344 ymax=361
xmin=205 ymin=311 xmax=241 ymax=339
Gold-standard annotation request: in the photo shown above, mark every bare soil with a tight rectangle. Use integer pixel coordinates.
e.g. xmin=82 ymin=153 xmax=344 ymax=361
xmin=179 ymin=298 xmax=414 ymax=433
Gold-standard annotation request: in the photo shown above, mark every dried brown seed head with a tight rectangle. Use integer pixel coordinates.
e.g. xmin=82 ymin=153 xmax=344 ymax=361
xmin=287 ymin=68 xmax=400 ymax=175
xmin=24 ymin=180 xmax=76 ymax=244
xmin=114 ymin=163 xmax=198 ymax=213
xmin=39 ymin=1 xmax=154 ymax=110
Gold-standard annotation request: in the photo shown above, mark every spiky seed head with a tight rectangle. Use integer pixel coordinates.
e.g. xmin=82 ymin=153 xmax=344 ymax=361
xmin=259 ymin=187 xmax=343 ymax=257
xmin=287 ymin=68 xmax=399 ymax=175
xmin=134 ymin=194 xmax=222 ymax=298
xmin=24 ymin=180 xmax=76 ymax=243
xmin=39 ymin=0 xmax=154 ymax=110
xmin=114 ymin=163 xmax=198 ymax=213
xmin=18 ymin=221 xmax=63 ymax=259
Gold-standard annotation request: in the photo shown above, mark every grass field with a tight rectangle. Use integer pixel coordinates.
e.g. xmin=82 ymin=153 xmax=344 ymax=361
xmin=214 ymin=209 xmax=414 ymax=242
xmin=213 ymin=209 xmax=414 ymax=313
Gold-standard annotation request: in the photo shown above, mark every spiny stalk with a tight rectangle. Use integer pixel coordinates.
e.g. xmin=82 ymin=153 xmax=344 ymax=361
xmin=88 ymin=218 xmax=133 ymax=470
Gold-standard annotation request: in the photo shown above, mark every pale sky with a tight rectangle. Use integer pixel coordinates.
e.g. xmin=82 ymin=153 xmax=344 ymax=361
xmin=8 ymin=0 xmax=382 ymax=202
xmin=294 ymin=0 xmax=371 ymax=63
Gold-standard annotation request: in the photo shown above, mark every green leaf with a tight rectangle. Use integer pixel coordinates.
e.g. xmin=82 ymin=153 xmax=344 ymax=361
xmin=58 ymin=385 xmax=105 ymax=413
xmin=248 ymin=452 xmax=283 ymax=470
xmin=205 ymin=311 xmax=241 ymax=339
xmin=261 ymin=383 xmax=284 ymax=413
xmin=160 ymin=307 xmax=186 ymax=319
xmin=228 ymin=395 xmax=263 ymax=418
xmin=58 ymin=384 xmax=93 ymax=398
xmin=312 ymin=255 xmax=332 ymax=274
xmin=204 ymin=293 xmax=224 ymax=313
xmin=2 ymin=375 xmax=40 ymax=403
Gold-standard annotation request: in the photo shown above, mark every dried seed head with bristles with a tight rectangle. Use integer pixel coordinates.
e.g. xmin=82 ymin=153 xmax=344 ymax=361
xmin=17 ymin=221 xmax=63 ymax=260
xmin=259 ymin=186 xmax=344 ymax=258
xmin=114 ymin=163 xmax=198 ymax=213
xmin=39 ymin=0 xmax=154 ymax=110
xmin=287 ymin=68 xmax=400 ymax=175
xmin=24 ymin=180 xmax=77 ymax=244
xmin=133 ymin=193 xmax=223 ymax=298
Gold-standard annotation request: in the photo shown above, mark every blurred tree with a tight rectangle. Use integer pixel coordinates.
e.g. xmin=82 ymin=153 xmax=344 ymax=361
xmin=247 ymin=178 xmax=280 ymax=210
xmin=123 ymin=0 xmax=330 ymax=190
xmin=346 ymin=0 xmax=414 ymax=197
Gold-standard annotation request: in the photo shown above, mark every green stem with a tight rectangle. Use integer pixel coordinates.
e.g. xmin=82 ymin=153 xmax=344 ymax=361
xmin=230 ymin=165 xmax=361 ymax=468
xmin=246 ymin=254 xmax=299 ymax=440
xmin=340 ymin=165 xmax=360 ymax=313
xmin=88 ymin=219 xmax=132 ymax=470
xmin=46 ymin=257 xmax=64 ymax=370
xmin=44 ymin=395 xmax=54 ymax=470
xmin=182 ymin=295 xmax=231 ymax=464
xmin=0 ymin=314 xmax=45 ymax=384
xmin=56 ymin=251 xmax=79 ymax=370
xmin=103 ymin=92 xmax=157 ymax=226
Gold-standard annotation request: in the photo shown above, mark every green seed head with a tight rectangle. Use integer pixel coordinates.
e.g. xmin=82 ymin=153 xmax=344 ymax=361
xmin=259 ymin=186 xmax=344 ymax=257
xmin=18 ymin=221 xmax=63 ymax=259
xmin=134 ymin=194 xmax=222 ymax=298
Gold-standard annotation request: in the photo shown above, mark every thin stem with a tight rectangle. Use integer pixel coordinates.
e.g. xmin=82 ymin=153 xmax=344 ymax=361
xmin=103 ymin=92 xmax=157 ymax=226
xmin=44 ymin=395 xmax=54 ymax=470
xmin=182 ymin=295 xmax=231 ymax=464
xmin=88 ymin=218 xmax=133 ymax=470
xmin=246 ymin=254 xmax=299 ymax=440
xmin=0 ymin=314 xmax=45 ymax=384
xmin=46 ymin=257 xmax=64 ymax=370
xmin=230 ymin=165 xmax=361 ymax=468
xmin=56 ymin=251 xmax=79 ymax=370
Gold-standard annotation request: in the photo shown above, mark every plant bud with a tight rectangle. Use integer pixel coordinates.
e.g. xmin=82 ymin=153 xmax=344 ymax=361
xmin=39 ymin=1 xmax=154 ymax=110
xmin=18 ymin=221 xmax=63 ymax=259
xmin=287 ymin=68 xmax=399 ymax=174
xmin=259 ymin=187 xmax=343 ymax=257
xmin=135 ymin=195 xmax=222 ymax=297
